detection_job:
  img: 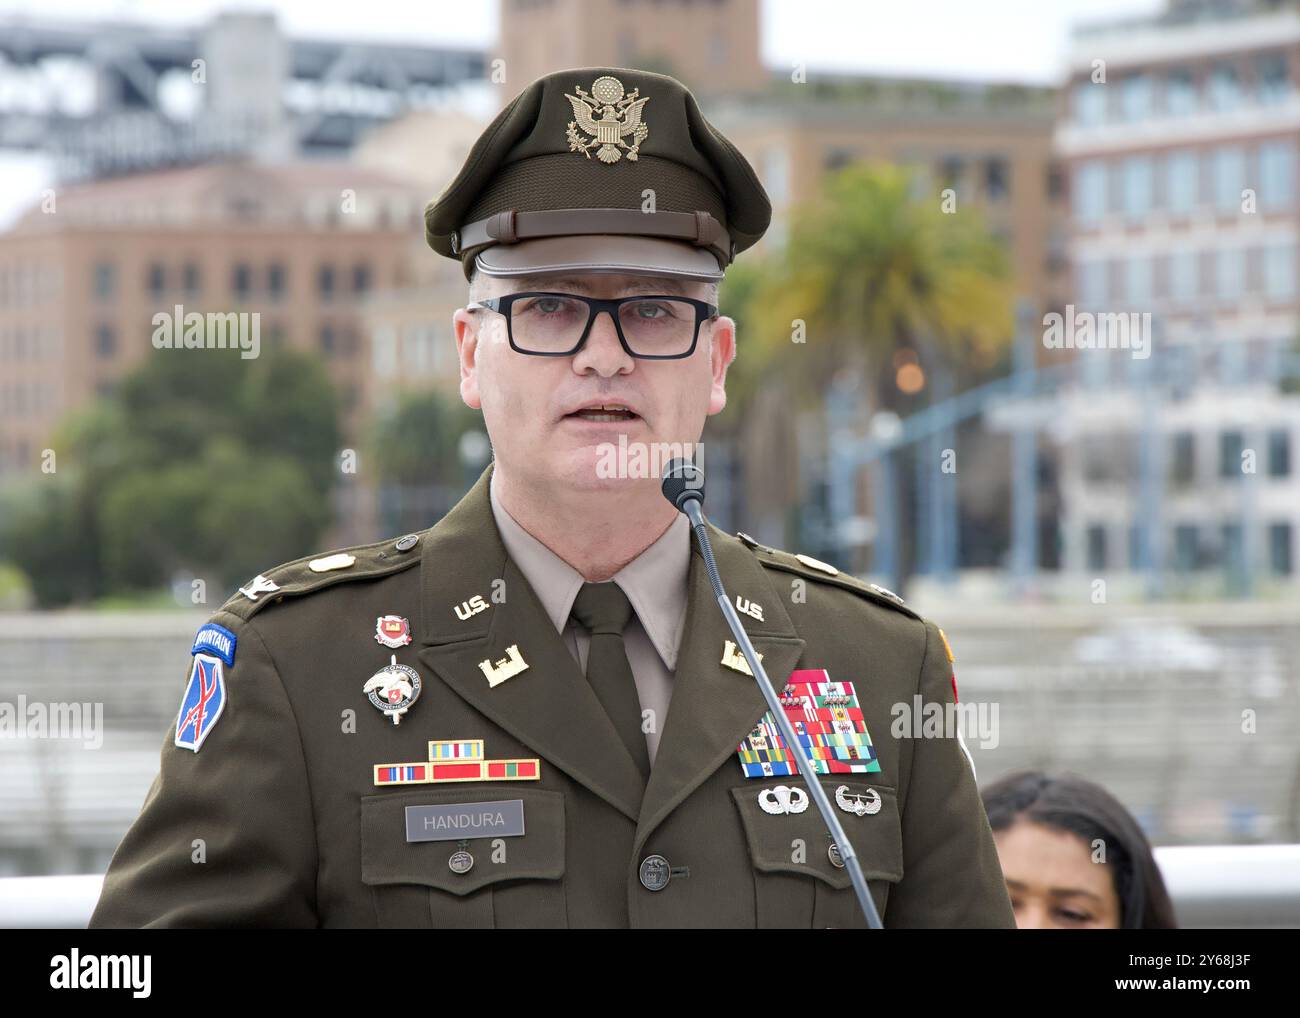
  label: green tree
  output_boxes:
[0,347,341,607]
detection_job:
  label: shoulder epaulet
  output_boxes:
[735,531,922,622]
[217,531,425,623]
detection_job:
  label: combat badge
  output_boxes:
[175,653,226,752]
[374,615,412,648]
[735,668,881,778]
[835,785,882,816]
[364,654,422,725]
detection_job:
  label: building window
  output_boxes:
[183,263,201,297]
[1257,52,1290,105]
[1216,248,1245,299]
[232,263,252,300]
[1168,249,1197,301]
[94,323,115,358]
[1209,63,1241,111]
[1077,260,1106,306]
[1258,140,1295,211]
[824,148,856,173]
[1164,67,1197,116]
[93,261,115,301]
[319,323,335,355]
[1173,524,1199,571]
[1263,243,1295,300]
[1267,428,1290,476]
[1086,524,1108,571]
[1120,74,1152,121]
[1074,80,1107,125]
[1165,149,1198,214]
[983,157,1009,201]
[147,262,166,298]
[1213,146,1245,212]
[1121,156,1153,219]
[1219,430,1245,478]
[1268,522,1293,574]
[352,263,372,294]
[1128,255,1152,303]
[1073,160,1107,224]
[1170,431,1195,486]
[318,264,336,300]
[938,156,965,191]
[268,263,287,300]
[1221,522,1245,574]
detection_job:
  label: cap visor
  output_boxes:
[474,235,723,282]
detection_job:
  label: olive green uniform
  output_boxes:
[90,463,1013,928]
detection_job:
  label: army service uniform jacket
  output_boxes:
[90,464,1014,929]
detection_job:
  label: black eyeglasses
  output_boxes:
[467,291,718,359]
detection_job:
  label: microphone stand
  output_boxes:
[666,467,883,930]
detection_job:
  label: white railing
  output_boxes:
[2,845,1298,927]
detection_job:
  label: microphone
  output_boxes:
[660,458,883,929]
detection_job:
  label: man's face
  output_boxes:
[453,271,735,497]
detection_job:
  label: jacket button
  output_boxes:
[395,534,419,552]
[639,854,672,891]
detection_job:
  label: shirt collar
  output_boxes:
[489,468,692,670]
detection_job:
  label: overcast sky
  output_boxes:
[0,0,1163,227]
[0,0,1163,83]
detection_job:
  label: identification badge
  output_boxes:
[735,669,880,778]
[405,799,525,842]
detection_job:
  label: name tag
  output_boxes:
[404,799,525,842]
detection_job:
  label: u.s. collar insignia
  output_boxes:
[375,615,412,648]
[364,655,422,725]
[564,75,649,164]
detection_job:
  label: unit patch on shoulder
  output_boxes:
[175,653,226,752]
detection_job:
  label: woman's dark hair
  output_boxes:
[981,770,1177,929]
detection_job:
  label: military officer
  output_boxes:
[90,66,1014,929]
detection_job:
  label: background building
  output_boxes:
[1056,0,1300,595]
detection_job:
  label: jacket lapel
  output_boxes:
[415,463,646,822]
[633,523,806,854]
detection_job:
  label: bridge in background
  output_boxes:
[0,10,488,179]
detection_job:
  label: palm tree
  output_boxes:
[719,161,1015,581]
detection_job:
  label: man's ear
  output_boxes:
[453,308,482,410]
[707,315,736,416]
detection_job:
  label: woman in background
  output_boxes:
[982,770,1177,929]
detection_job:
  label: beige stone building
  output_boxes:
[497,0,767,98]
[0,161,426,476]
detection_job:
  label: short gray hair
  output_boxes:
[467,267,718,305]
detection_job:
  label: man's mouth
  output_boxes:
[564,403,641,423]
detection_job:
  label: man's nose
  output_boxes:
[572,309,634,375]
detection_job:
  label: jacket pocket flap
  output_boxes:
[361,786,565,896]
[730,779,904,890]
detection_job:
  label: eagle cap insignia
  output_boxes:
[565,75,650,164]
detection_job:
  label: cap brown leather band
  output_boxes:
[453,208,734,266]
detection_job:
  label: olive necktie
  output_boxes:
[570,581,652,780]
